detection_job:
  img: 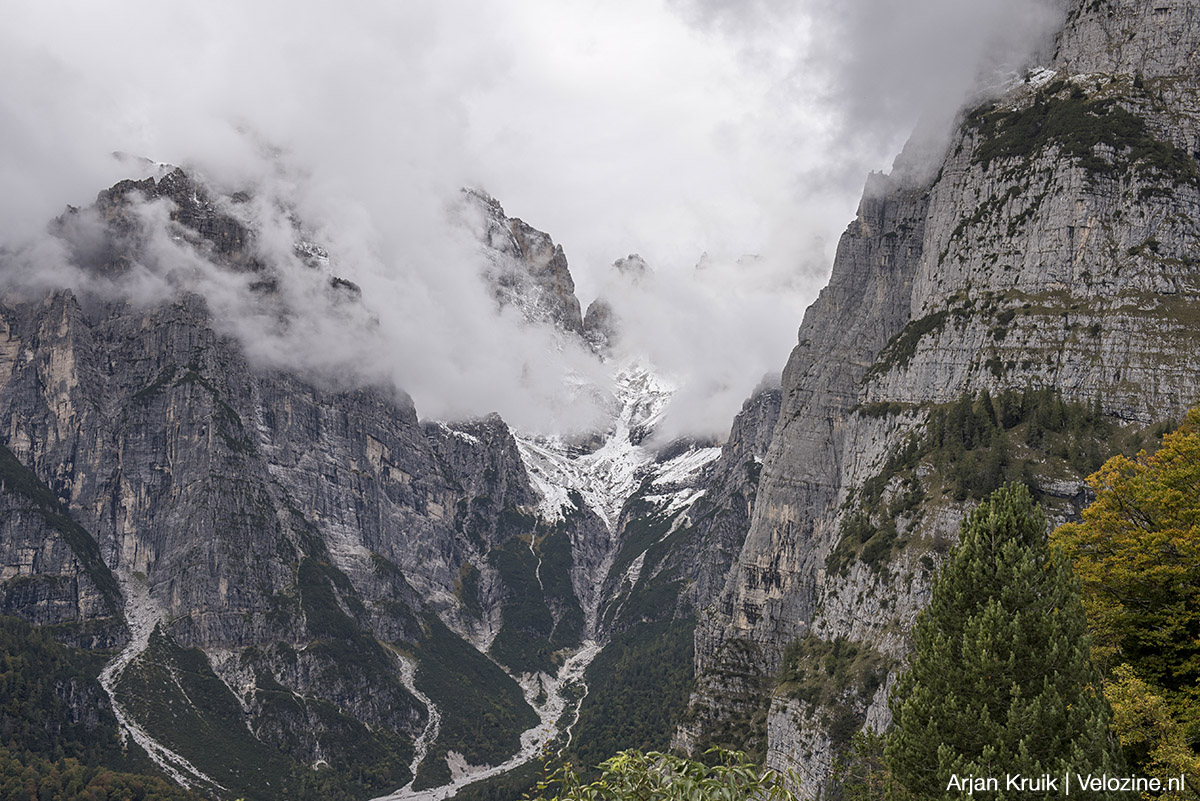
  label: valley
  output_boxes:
[2,1,1200,799]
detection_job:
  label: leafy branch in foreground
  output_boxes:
[526,748,800,801]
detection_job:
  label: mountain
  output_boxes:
[460,188,586,337]
[3,1,1200,799]
[0,160,765,800]
[1,167,564,798]
[677,0,1200,794]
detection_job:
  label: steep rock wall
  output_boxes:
[0,170,605,791]
[686,0,1200,794]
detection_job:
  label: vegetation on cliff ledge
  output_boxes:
[967,79,1198,188]
[778,637,894,751]
[831,387,1142,579]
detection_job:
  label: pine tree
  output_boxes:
[885,484,1119,800]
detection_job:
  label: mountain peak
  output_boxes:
[460,187,585,335]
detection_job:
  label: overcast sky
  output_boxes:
[0,0,1062,437]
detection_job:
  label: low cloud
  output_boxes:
[4,166,614,433]
[596,253,801,441]
[672,0,1065,162]
[0,0,1064,439]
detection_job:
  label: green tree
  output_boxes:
[835,730,896,801]
[885,484,1119,799]
[527,749,799,801]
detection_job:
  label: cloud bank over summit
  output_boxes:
[0,0,1062,438]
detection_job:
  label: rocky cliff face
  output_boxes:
[0,169,632,798]
[0,161,778,799]
[684,0,1200,794]
[462,189,585,335]
[6,2,1200,797]
[674,168,930,766]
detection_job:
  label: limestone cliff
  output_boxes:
[0,158,771,798]
[462,188,585,334]
[684,0,1200,794]
[4,3,1200,797]
[0,170,610,798]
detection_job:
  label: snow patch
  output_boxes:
[438,422,482,446]
[623,551,646,586]
[514,361,674,531]
[1026,66,1057,89]
[643,487,708,516]
[651,447,721,487]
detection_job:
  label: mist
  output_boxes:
[0,0,1063,438]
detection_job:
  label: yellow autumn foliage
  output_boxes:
[1053,406,1200,798]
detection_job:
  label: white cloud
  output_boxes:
[0,0,1063,438]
